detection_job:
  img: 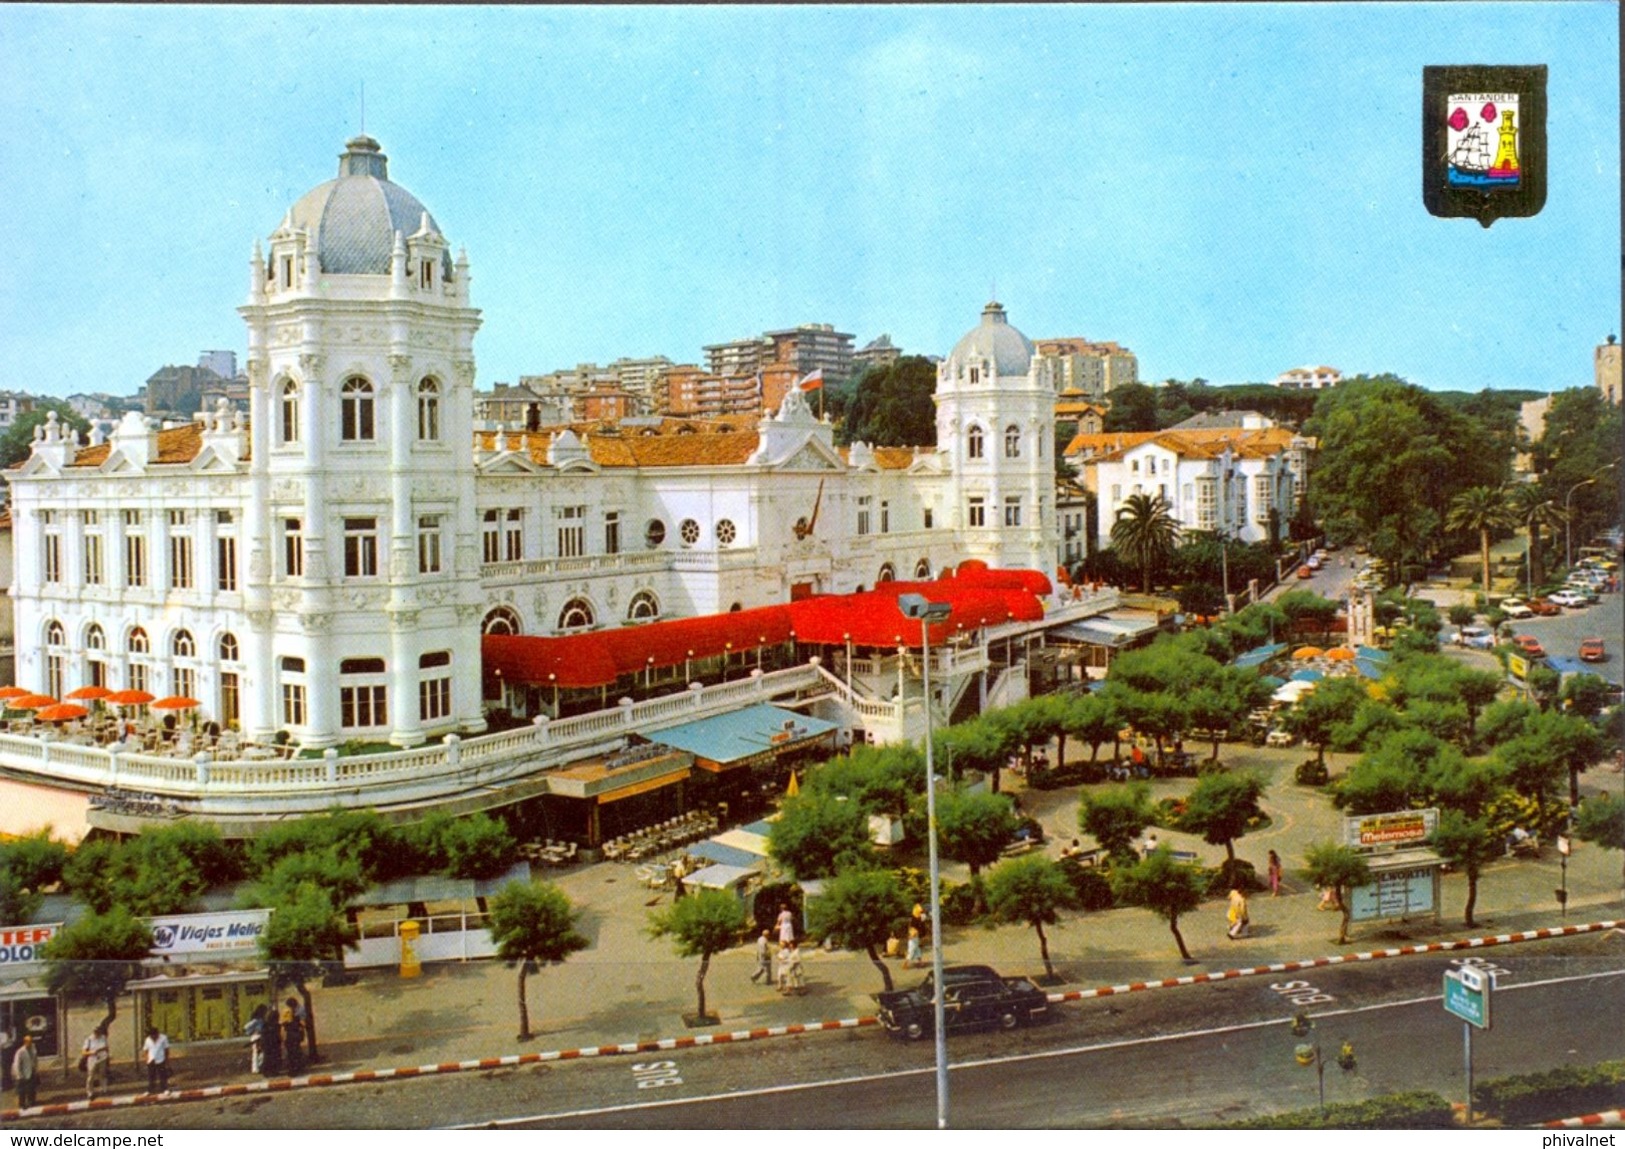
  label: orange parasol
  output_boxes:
[34,703,89,723]
[1292,647,1324,660]
[105,690,156,706]
[151,696,201,711]
[66,685,114,701]
[8,694,59,711]
[1324,647,1357,661]
[0,686,31,701]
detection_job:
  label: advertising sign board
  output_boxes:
[1343,808,1439,849]
[144,909,271,958]
[1349,866,1438,922]
[0,924,60,966]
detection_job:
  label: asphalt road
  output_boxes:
[20,932,1625,1129]
[1502,591,1623,684]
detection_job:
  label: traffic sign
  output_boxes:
[1444,968,1491,1029]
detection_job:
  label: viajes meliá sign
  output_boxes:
[144,909,271,958]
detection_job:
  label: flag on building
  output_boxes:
[798,369,824,392]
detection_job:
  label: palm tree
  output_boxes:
[1111,492,1180,593]
[1445,485,1514,596]
[1506,484,1566,591]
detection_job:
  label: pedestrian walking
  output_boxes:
[775,902,795,946]
[785,940,806,994]
[281,999,306,1075]
[1267,850,1283,898]
[260,1004,283,1077]
[82,1024,110,1100]
[244,1004,267,1074]
[750,930,772,983]
[1226,888,1250,940]
[904,924,922,969]
[11,1034,38,1109]
[776,941,792,992]
[1,1024,13,1091]
[141,1026,171,1094]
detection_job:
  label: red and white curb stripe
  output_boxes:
[1044,919,1623,1004]
[5,919,1618,1122]
[1545,1110,1625,1128]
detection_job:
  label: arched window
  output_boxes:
[914,558,932,579]
[172,630,195,658]
[128,626,149,654]
[967,425,984,459]
[219,632,240,662]
[417,378,441,441]
[171,629,198,701]
[481,606,522,636]
[627,591,660,621]
[44,621,66,700]
[279,379,300,444]
[86,623,108,689]
[86,624,106,651]
[1005,425,1021,458]
[645,519,666,548]
[558,598,595,631]
[340,376,376,441]
[877,563,895,583]
[45,620,65,646]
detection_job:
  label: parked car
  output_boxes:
[874,965,1050,1041]
[1499,598,1535,618]
[1548,591,1590,608]
[1266,728,1298,748]
[1296,565,1315,579]
[1580,638,1607,662]
[1513,634,1546,659]
[1527,598,1562,617]
[1307,556,1323,570]
[1453,625,1495,649]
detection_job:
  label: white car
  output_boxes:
[1563,583,1601,602]
[1454,625,1495,649]
[1266,728,1298,748]
[1548,591,1590,608]
[1500,599,1535,618]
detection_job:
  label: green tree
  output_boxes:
[1425,754,1508,820]
[934,789,1019,884]
[807,868,910,991]
[0,831,67,923]
[1478,698,1538,747]
[43,908,152,1039]
[257,883,358,1062]
[1524,710,1605,809]
[1111,847,1205,961]
[408,811,517,879]
[1561,673,1613,721]
[0,401,90,469]
[1506,483,1566,592]
[1181,772,1267,863]
[647,888,747,1023]
[1445,485,1514,594]
[1300,842,1373,945]
[933,716,1013,789]
[487,880,589,1041]
[985,854,1075,981]
[768,792,873,880]
[1447,603,1477,628]
[1079,784,1152,863]
[1061,691,1122,764]
[1101,382,1159,432]
[1573,793,1625,890]
[1110,492,1181,593]
[1428,810,1502,928]
[1284,675,1367,766]
[840,357,938,447]
[807,743,922,817]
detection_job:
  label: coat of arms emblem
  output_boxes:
[1423,66,1546,227]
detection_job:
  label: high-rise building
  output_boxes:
[1033,338,1138,400]
[853,334,902,372]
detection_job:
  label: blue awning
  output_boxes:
[1289,668,1325,682]
[1356,645,1389,663]
[1545,656,1589,676]
[648,703,839,765]
[1355,658,1384,679]
[1233,643,1287,668]
[690,840,765,869]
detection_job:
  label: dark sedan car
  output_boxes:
[874,964,1050,1040]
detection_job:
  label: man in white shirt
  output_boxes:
[142,1027,171,1094]
[82,1024,110,1099]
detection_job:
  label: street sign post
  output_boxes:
[1444,967,1493,1125]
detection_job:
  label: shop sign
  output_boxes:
[1349,866,1437,922]
[144,909,271,957]
[1343,808,1438,849]
[0,924,60,965]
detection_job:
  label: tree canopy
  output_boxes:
[1181,772,1267,862]
[648,888,747,1021]
[1079,784,1152,863]
[1300,842,1372,944]
[985,854,1075,980]
[1111,847,1204,961]
[840,356,937,447]
[807,868,910,991]
[0,400,90,469]
[768,791,874,879]
[934,789,1019,881]
[488,880,589,1040]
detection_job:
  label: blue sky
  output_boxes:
[0,4,1618,398]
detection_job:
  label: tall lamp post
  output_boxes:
[898,592,953,1130]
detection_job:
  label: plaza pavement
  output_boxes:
[10,743,1625,1119]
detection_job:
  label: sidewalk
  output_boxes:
[18,748,1625,1114]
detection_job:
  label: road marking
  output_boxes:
[631,1060,682,1091]
[451,967,1625,1128]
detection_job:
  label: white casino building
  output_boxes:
[6,136,1068,757]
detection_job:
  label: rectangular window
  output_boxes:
[130,662,149,695]
[968,497,986,528]
[419,676,452,722]
[504,509,523,562]
[220,672,240,727]
[482,509,501,564]
[922,507,933,530]
[340,684,388,728]
[83,533,103,586]
[1004,497,1022,527]
[281,682,307,727]
[343,517,379,578]
[169,534,193,590]
[42,510,61,583]
[856,496,872,536]
[880,501,890,534]
[604,511,621,555]
[417,515,442,574]
[47,654,64,700]
[122,511,146,588]
[557,505,585,559]
[280,255,293,289]
[173,666,196,702]
[217,536,238,591]
[284,519,304,578]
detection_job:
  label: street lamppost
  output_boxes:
[898,592,953,1130]
[1565,461,1619,570]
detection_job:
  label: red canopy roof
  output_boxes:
[482,565,1051,689]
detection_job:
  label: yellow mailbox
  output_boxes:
[398,920,422,979]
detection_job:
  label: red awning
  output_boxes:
[481,564,1051,689]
